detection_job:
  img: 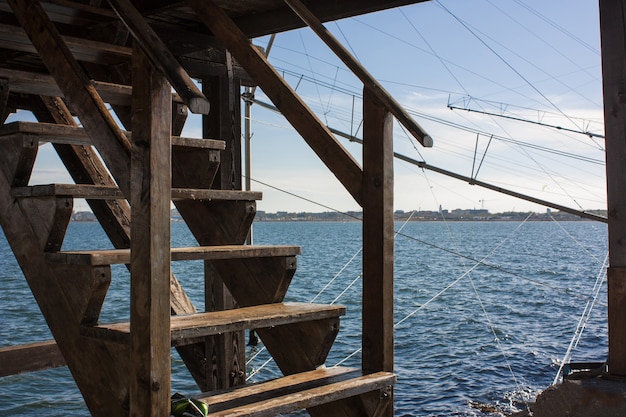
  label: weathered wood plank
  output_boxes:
[0,121,225,149]
[171,189,261,201]
[210,257,297,307]
[189,0,364,205]
[12,184,260,201]
[12,184,124,199]
[108,0,210,114]
[0,142,131,416]
[46,245,302,266]
[257,318,341,375]
[600,0,626,376]
[0,22,131,64]
[200,369,395,417]
[283,0,432,148]
[8,0,132,194]
[200,72,245,391]
[82,302,346,346]
[200,366,361,404]
[0,68,184,107]
[0,340,66,377]
[361,87,395,383]
[129,43,172,417]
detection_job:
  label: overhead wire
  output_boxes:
[511,0,600,55]
[433,0,587,134]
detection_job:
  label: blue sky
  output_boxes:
[14,0,605,215]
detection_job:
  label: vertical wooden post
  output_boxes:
[201,74,245,390]
[130,43,172,416]
[600,0,626,377]
[362,86,394,414]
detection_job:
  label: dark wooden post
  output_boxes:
[362,86,394,415]
[600,0,626,377]
[130,43,172,416]
[201,74,246,390]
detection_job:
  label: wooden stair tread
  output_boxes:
[46,245,302,266]
[0,121,225,150]
[0,68,179,106]
[81,302,346,346]
[195,367,396,417]
[11,184,262,201]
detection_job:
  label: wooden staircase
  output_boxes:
[0,1,406,416]
[0,116,395,416]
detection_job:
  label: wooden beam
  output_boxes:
[0,340,66,377]
[361,87,394,390]
[189,0,364,205]
[600,0,626,376]
[108,0,210,115]
[0,22,131,65]
[129,43,172,416]
[7,0,132,194]
[0,68,138,106]
[283,0,432,148]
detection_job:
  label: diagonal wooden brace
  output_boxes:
[189,0,364,205]
[107,0,210,115]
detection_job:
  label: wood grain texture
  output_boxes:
[129,43,172,417]
[600,0,626,377]
[196,367,396,417]
[108,0,210,114]
[82,302,345,345]
[7,0,132,194]
[46,245,301,266]
[0,340,66,377]
[361,87,394,417]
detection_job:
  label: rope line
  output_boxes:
[553,252,608,385]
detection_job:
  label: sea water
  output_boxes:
[0,220,608,416]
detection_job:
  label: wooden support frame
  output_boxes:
[129,43,172,416]
[7,0,132,193]
[361,86,394,416]
[600,0,626,377]
[199,72,246,391]
[189,0,364,205]
[108,0,210,115]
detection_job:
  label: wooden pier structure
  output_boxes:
[0,0,431,416]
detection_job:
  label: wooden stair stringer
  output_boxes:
[209,256,297,307]
[0,131,37,188]
[0,161,130,417]
[21,97,229,393]
[209,258,343,382]
[176,199,257,246]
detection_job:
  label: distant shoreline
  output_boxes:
[71,209,607,222]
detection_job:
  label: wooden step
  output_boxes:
[81,302,345,346]
[195,367,396,417]
[11,184,262,201]
[0,121,225,150]
[45,245,302,266]
[0,68,179,106]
